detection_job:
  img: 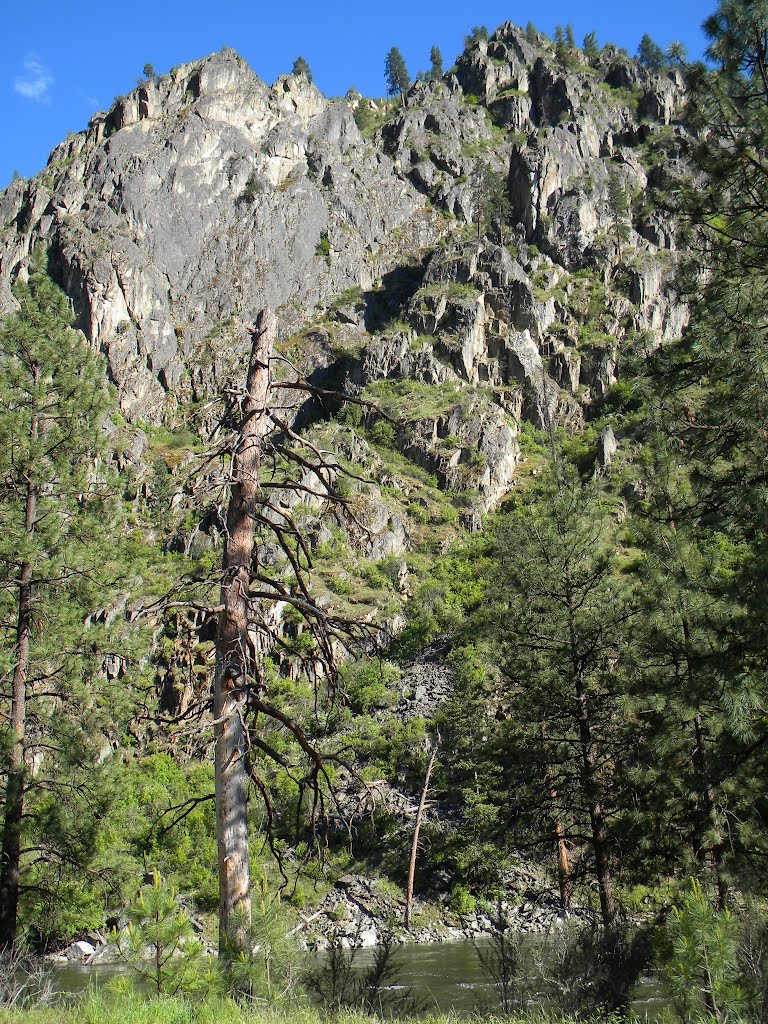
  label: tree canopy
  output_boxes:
[384,47,410,103]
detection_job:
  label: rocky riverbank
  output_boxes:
[49,869,567,964]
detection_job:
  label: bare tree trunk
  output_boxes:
[215,310,275,958]
[405,743,438,930]
[0,410,38,950]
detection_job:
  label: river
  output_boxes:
[50,939,669,1015]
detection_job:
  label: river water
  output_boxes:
[50,939,668,1015]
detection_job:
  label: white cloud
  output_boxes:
[14,55,54,103]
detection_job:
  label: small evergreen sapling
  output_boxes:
[111,871,208,996]
[661,879,746,1022]
[227,876,299,1002]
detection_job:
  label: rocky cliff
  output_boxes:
[0,28,687,501]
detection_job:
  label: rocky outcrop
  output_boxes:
[0,51,436,419]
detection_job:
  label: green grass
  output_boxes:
[0,997,648,1024]
[413,281,480,305]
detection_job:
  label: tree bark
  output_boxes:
[405,743,438,930]
[693,711,728,910]
[540,725,571,914]
[574,674,616,928]
[554,814,571,914]
[215,310,275,958]
[0,409,38,949]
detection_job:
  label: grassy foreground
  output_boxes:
[0,998,649,1024]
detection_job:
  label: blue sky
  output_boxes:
[2,0,712,189]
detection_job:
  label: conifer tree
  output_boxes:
[583,31,599,59]
[631,0,768,917]
[627,452,750,907]
[607,166,630,258]
[470,160,511,241]
[291,56,312,83]
[384,47,410,106]
[554,25,568,66]
[112,871,207,995]
[0,253,113,946]
[429,45,443,81]
[490,468,636,928]
[465,26,489,49]
[666,40,688,64]
[485,168,512,245]
[637,33,666,70]
[208,310,379,969]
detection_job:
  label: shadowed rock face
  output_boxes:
[0,29,689,509]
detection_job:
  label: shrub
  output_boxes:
[449,885,477,916]
[315,232,331,265]
[369,419,397,448]
[340,658,401,713]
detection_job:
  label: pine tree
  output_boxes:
[628,456,749,907]
[484,168,512,245]
[112,871,207,995]
[384,47,410,106]
[607,166,630,258]
[637,33,666,71]
[666,40,688,64]
[662,879,746,1021]
[429,45,443,81]
[489,468,637,928]
[207,311,380,970]
[465,26,489,49]
[291,56,312,83]
[554,25,568,66]
[0,252,113,946]
[630,0,768,917]
[583,31,599,59]
[565,24,576,49]
[644,0,768,740]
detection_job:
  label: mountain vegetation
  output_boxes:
[0,0,768,1018]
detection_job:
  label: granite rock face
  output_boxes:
[0,51,436,419]
[0,27,690,511]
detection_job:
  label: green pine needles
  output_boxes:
[662,879,746,1022]
[0,249,121,945]
[111,871,210,996]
